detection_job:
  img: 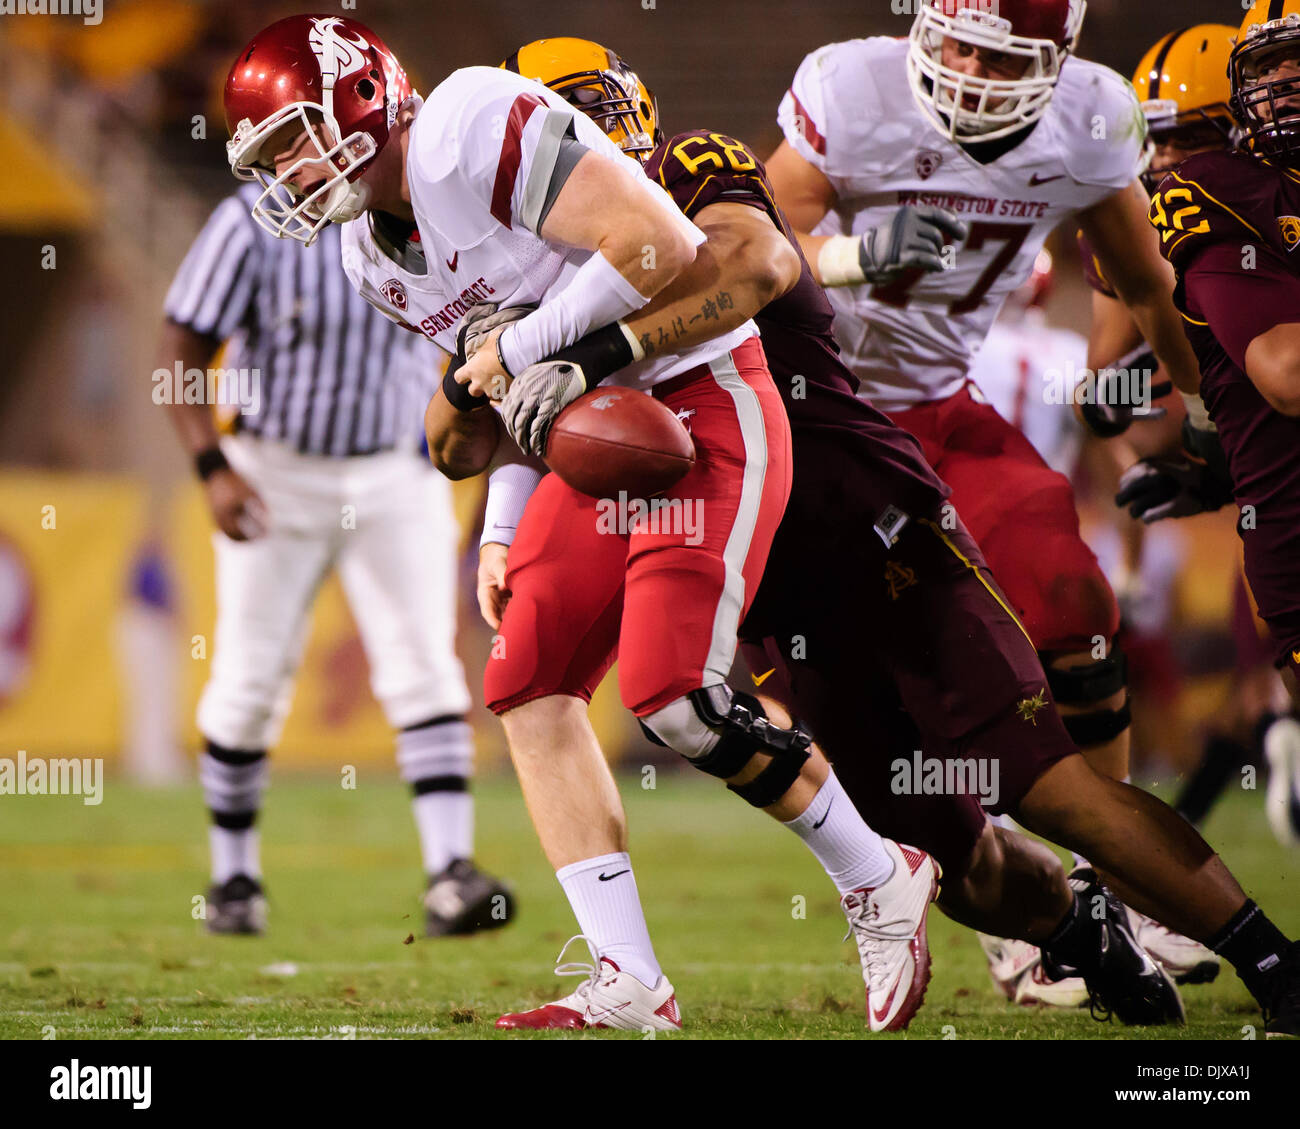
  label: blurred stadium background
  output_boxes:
[0,0,1264,787]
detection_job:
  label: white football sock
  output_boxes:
[783,770,895,893]
[556,852,663,989]
[209,826,260,883]
[412,790,474,876]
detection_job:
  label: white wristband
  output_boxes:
[481,459,544,549]
[1181,391,1215,432]
[817,234,867,288]
[499,251,650,376]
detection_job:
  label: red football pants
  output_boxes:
[484,336,792,718]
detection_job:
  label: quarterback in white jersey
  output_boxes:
[769,0,1224,1001]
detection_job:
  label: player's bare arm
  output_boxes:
[424,384,502,480]
[455,150,699,400]
[764,140,836,274]
[1076,181,1202,396]
[618,201,800,358]
[1244,322,1300,417]
[157,318,266,541]
[765,140,965,288]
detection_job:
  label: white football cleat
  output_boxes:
[495,936,682,1031]
[1264,716,1300,848]
[1125,907,1221,985]
[978,934,1088,1007]
[841,839,940,1032]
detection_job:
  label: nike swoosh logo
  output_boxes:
[812,798,833,830]
[446,252,459,271]
[597,870,630,882]
[752,668,775,687]
[871,971,905,1026]
[1029,172,1066,186]
[586,1001,631,1025]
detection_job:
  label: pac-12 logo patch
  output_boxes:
[915,150,943,180]
[1278,216,1300,252]
[379,278,408,310]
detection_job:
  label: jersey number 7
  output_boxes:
[870,221,1032,314]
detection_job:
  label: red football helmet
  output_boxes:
[907,0,1085,143]
[224,14,413,245]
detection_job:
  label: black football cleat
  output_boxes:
[206,874,267,936]
[1042,868,1185,1027]
[424,859,515,938]
[1261,942,1300,1039]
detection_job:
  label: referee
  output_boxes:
[158,183,512,937]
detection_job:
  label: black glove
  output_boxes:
[1114,419,1234,523]
[1079,342,1172,438]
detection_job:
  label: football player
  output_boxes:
[767,0,1298,1032]
[480,37,1300,1034]
[222,16,943,1033]
[1102,25,1295,849]
[1121,0,1300,858]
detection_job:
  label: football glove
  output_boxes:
[455,302,535,363]
[500,359,587,457]
[1079,342,1172,438]
[1114,419,1235,524]
[855,206,968,284]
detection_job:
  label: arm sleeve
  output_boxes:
[163,194,262,339]
[480,439,546,549]
[1183,241,1300,372]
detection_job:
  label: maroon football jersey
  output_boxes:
[643,128,948,521]
[1150,149,1300,656]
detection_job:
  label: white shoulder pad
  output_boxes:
[778,37,911,192]
[1052,57,1147,190]
[408,67,583,246]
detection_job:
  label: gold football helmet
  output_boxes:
[503,37,662,162]
[1231,0,1300,167]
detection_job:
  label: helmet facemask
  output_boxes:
[546,68,658,162]
[1138,111,1236,193]
[228,103,376,246]
[907,5,1071,143]
[1232,17,1300,169]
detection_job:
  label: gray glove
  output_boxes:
[859,206,968,283]
[455,302,535,362]
[500,360,588,457]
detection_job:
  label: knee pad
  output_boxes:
[641,685,812,808]
[1043,645,1131,748]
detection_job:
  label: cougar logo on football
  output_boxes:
[1278,216,1300,252]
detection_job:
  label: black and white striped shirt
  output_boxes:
[164,185,439,457]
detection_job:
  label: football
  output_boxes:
[545,387,696,498]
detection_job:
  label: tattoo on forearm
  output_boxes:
[637,290,737,359]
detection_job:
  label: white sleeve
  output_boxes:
[480,438,546,549]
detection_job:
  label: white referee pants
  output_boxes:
[197,434,472,751]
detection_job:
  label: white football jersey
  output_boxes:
[340,67,755,390]
[777,37,1145,412]
[967,310,1087,478]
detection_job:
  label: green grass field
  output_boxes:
[0,772,1294,1040]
